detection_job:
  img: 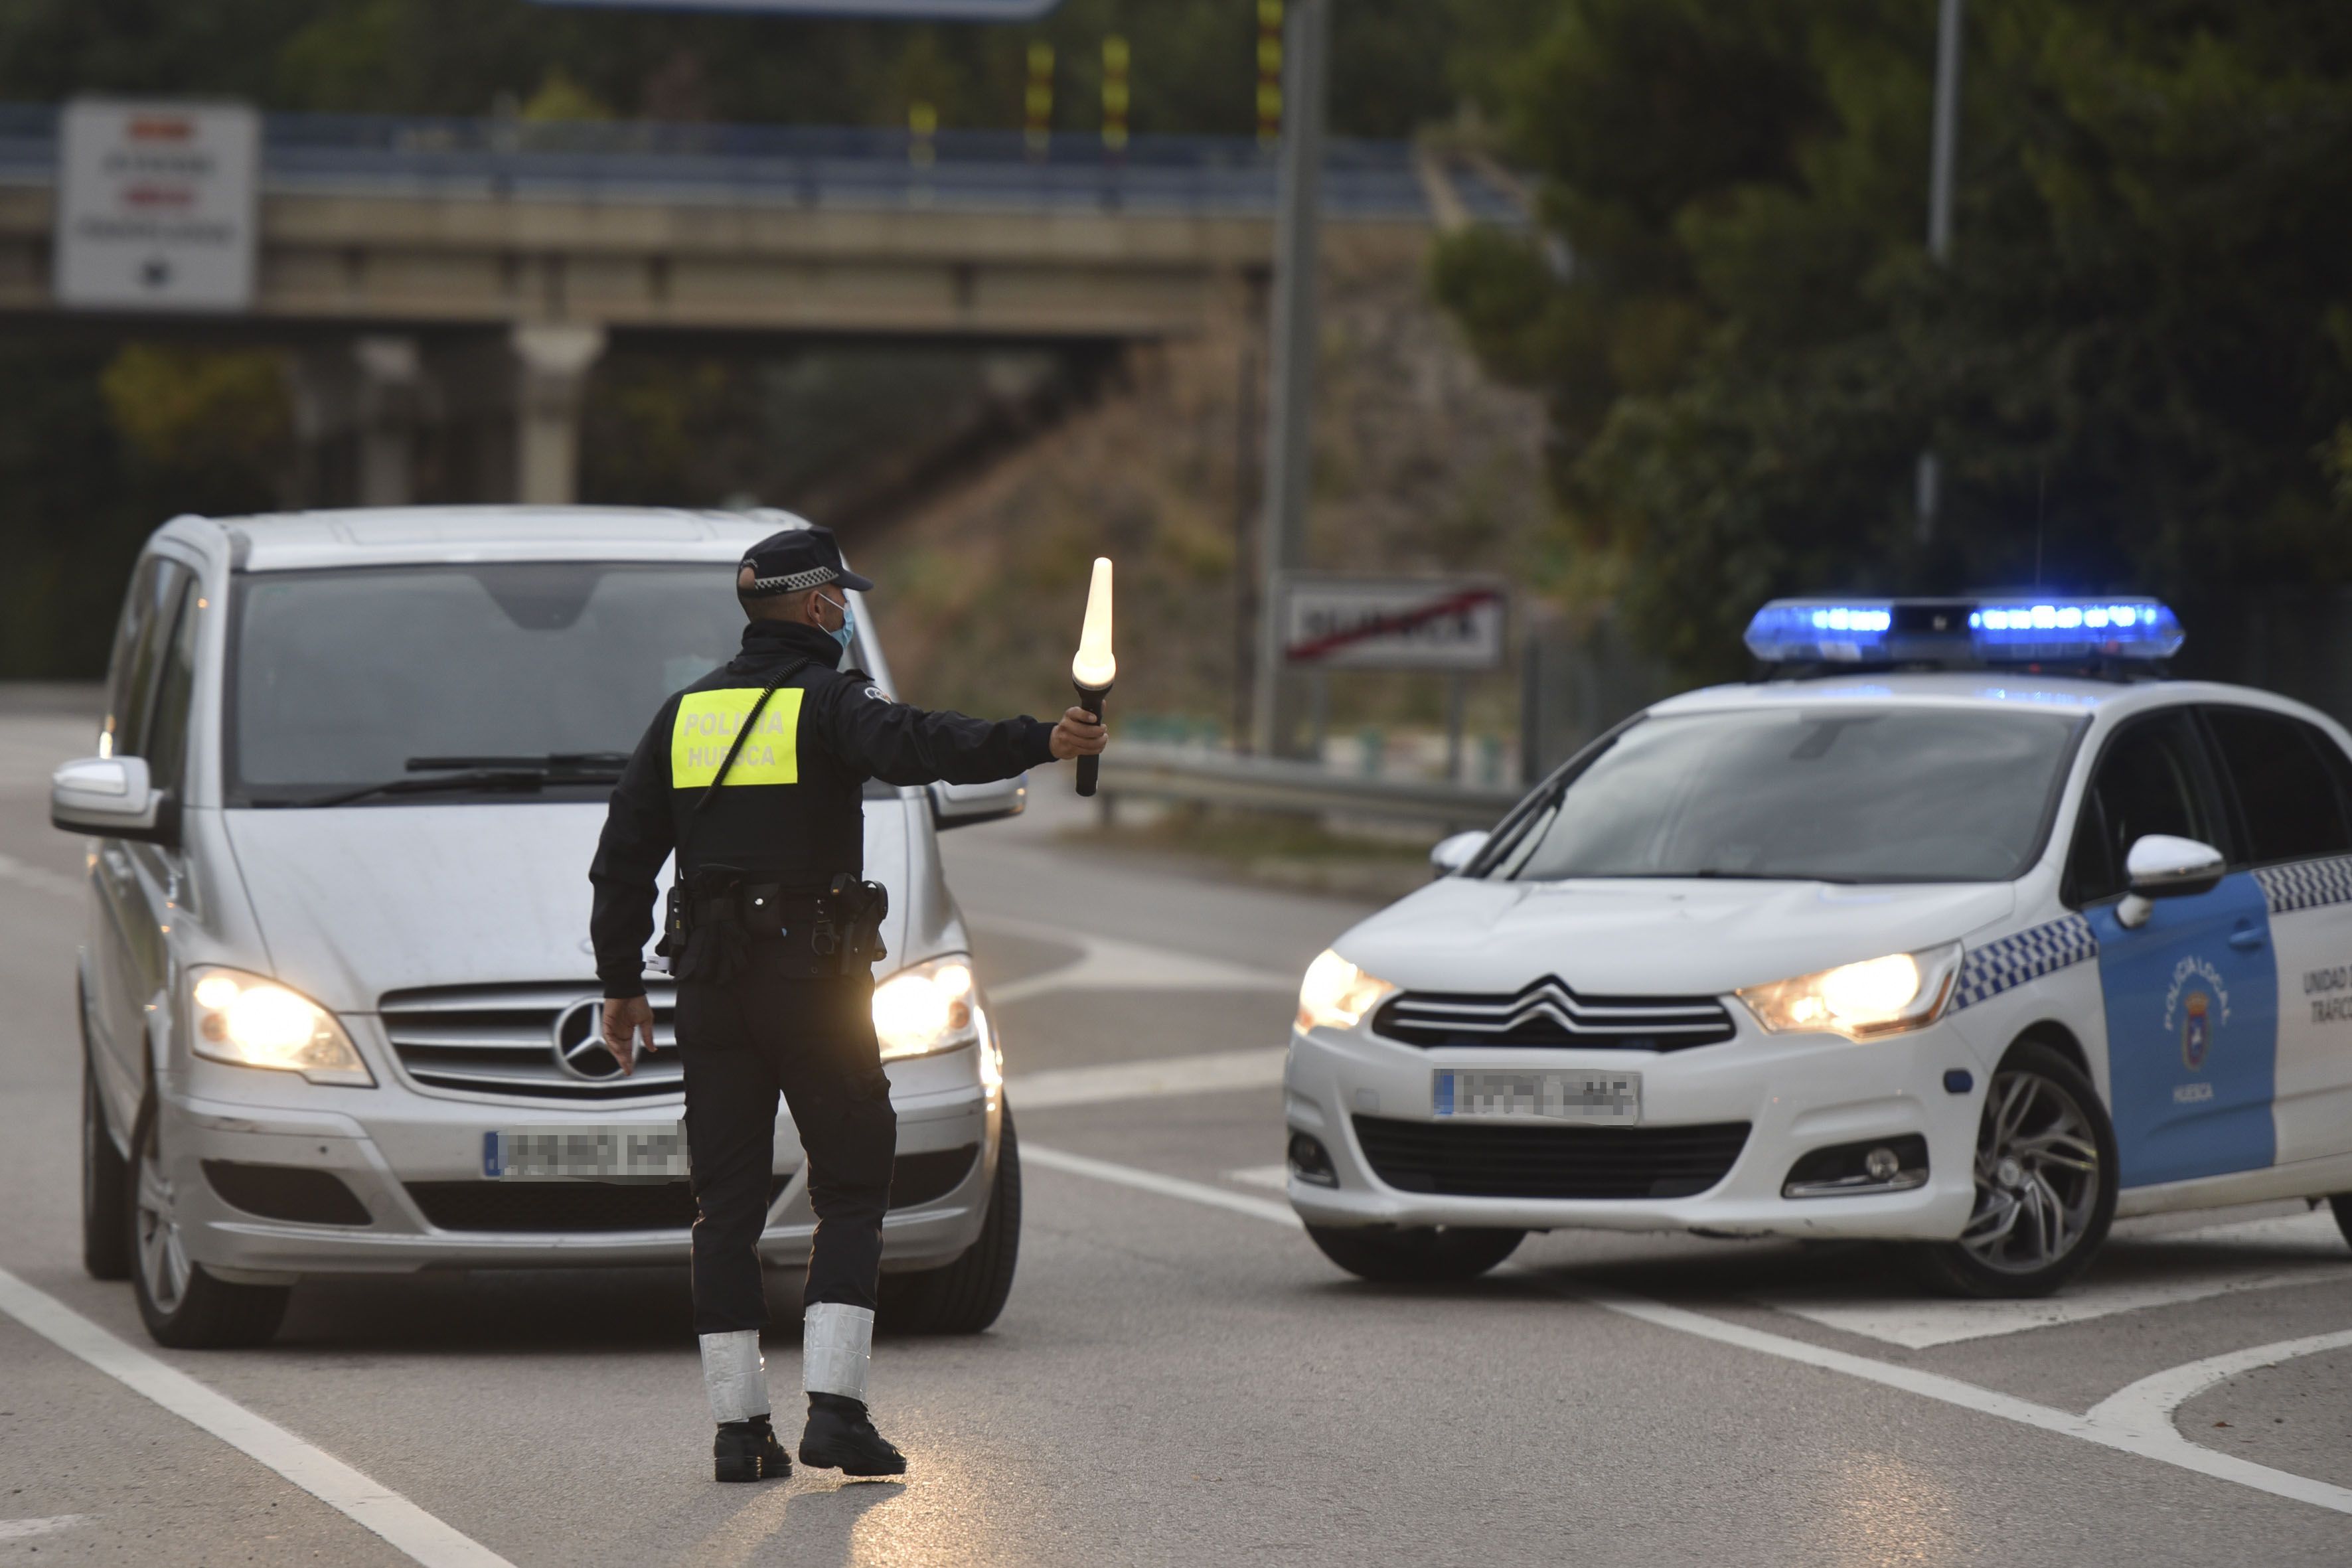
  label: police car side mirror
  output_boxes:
[51,755,179,848]
[1430,830,1490,878]
[2116,834,2225,927]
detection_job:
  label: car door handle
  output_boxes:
[2228,929,2264,951]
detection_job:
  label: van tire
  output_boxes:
[2329,1194,2352,1251]
[82,1043,131,1281]
[127,1093,289,1348]
[1305,1224,1525,1283]
[878,1109,1022,1336]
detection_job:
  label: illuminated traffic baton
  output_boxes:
[1071,556,1115,797]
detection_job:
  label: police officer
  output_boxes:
[588,525,1105,1484]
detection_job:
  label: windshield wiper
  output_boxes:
[406,753,632,773]
[269,771,586,809]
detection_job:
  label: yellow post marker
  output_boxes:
[1071,556,1115,796]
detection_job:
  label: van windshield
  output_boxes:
[1482,706,2084,884]
[228,564,745,805]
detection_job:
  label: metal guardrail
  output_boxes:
[1095,742,1523,830]
[0,104,1528,224]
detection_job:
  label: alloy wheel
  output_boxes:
[1958,1067,2102,1274]
[135,1123,190,1314]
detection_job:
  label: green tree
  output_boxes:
[1436,0,2352,681]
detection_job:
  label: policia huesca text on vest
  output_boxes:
[588,538,1059,1484]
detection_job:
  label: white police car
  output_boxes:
[1284,598,2352,1296]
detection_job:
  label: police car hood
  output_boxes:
[1335,876,2016,1000]
[222,801,911,1013]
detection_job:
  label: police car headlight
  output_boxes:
[1297,949,1398,1032]
[1736,942,1962,1042]
[874,957,980,1061]
[189,967,374,1086]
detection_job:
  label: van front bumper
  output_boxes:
[157,1052,998,1281]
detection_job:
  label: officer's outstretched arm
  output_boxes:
[820,676,1059,786]
[588,700,679,1001]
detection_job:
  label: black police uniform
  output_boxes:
[588,599,1054,1336]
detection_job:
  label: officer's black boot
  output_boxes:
[713,1414,792,1483]
[797,1393,907,1477]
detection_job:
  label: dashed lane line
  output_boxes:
[0,852,80,900]
[1025,1146,2352,1516]
[1022,1143,1301,1229]
[0,1515,87,1541]
[0,1266,515,1568]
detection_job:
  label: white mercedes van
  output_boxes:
[54,506,1020,1347]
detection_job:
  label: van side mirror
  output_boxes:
[51,755,179,848]
[929,774,1028,831]
[1430,829,1490,877]
[2116,833,2223,928]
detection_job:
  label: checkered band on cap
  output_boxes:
[2254,854,2352,915]
[1951,913,2099,1013]
[742,562,837,595]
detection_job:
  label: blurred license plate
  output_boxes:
[1433,1069,1641,1123]
[483,1127,687,1180]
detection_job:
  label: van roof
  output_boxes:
[171,505,807,572]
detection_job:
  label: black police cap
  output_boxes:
[738,525,874,597]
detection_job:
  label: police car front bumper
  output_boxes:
[156,1046,998,1281]
[1283,1011,1986,1241]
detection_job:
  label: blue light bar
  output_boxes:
[1745,597,2183,666]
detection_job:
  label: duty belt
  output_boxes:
[664,870,890,982]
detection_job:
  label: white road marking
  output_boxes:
[2087,1328,2352,1433]
[1226,1164,1291,1192]
[0,1514,87,1541]
[977,914,1296,1004]
[1023,1142,1302,1228]
[1005,1048,1287,1110]
[0,1266,515,1568]
[1030,1145,2352,1516]
[1760,1267,2350,1349]
[0,852,81,900]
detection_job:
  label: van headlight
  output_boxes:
[1297,949,1397,1032]
[189,968,374,1086]
[874,956,981,1061]
[1735,942,1962,1041]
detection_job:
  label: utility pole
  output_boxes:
[1251,0,1329,757]
[1915,0,1963,544]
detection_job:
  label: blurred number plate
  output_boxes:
[483,1127,687,1180]
[1433,1069,1641,1123]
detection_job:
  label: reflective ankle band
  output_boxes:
[802,1302,875,1401]
[700,1330,769,1424]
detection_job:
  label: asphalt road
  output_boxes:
[1,688,2349,1566]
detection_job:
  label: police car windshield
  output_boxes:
[1486,706,2081,884]
[228,563,742,805]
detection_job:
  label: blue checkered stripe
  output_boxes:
[1952,914,2099,1012]
[2254,855,2352,915]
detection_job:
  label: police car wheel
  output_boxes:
[1304,1224,1525,1285]
[82,1036,131,1281]
[2327,1195,2352,1252]
[877,1109,1023,1336]
[127,1092,290,1349]
[1915,1042,2117,1299]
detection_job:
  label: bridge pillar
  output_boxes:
[287,334,426,507]
[510,323,606,506]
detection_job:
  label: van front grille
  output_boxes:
[380,982,680,1101]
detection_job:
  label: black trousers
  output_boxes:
[677,969,896,1335]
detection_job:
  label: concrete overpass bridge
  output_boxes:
[0,105,1522,505]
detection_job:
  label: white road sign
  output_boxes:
[55,99,260,313]
[1281,576,1508,671]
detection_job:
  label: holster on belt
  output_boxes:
[667,866,886,982]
